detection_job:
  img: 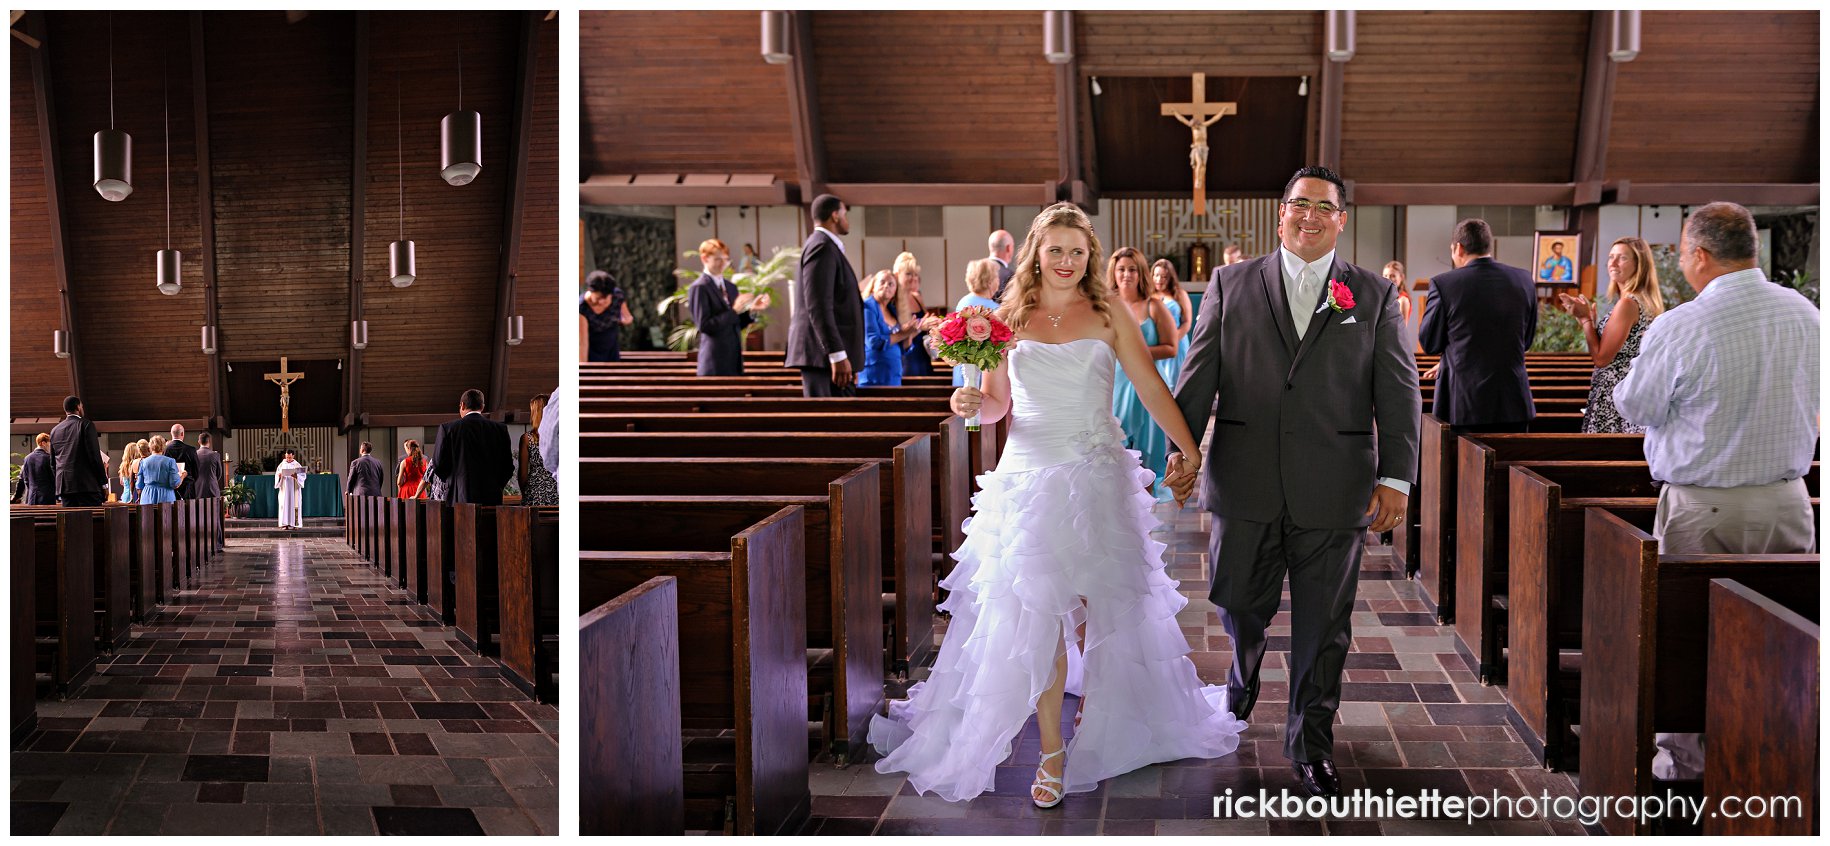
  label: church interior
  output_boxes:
[583,10,1819,837]
[10,11,558,835]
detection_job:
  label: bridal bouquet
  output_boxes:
[935,306,1014,431]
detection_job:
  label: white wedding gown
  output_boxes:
[868,337,1246,802]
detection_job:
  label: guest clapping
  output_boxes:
[1556,237,1664,433]
[861,270,918,387]
[688,238,768,376]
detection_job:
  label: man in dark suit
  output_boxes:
[431,389,514,506]
[688,238,768,376]
[13,433,56,505]
[346,441,389,496]
[988,229,1015,302]
[1170,166,1421,798]
[164,423,201,499]
[196,432,226,551]
[49,395,109,507]
[1418,218,1538,433]
[784,193,863,397]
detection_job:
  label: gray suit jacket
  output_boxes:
[1173,252,1421,528]
[346,454,389,496]
[194,447,225,498]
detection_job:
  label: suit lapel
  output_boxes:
[1258,258,1298,356]
[1289,259,1351,376]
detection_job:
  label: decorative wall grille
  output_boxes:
[230,427,335,473]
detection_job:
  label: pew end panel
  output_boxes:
[12,516,36,743]
[1702,579,1819,836]
[581,576,685,836]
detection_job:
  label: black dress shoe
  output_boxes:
[1293,759,1341,797]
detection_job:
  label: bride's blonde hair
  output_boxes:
[999,202,1113,332]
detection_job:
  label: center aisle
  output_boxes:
[11,537,557,836]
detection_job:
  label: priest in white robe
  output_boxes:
[274,449,307,530]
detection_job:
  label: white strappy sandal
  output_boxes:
[1032,747,1066,809]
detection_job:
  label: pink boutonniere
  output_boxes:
[1325,279,1356,313]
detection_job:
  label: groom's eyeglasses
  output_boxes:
[1281,198,1343,216]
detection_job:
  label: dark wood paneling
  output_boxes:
[507,15,561,405]
[581,11,797,182]
[1341,11,1590,184]
[810,12,1056,185]
[10,35,68,416]
[1090,75,1307,195]
[1077,11,1319,76]
[1607,11,1818,184]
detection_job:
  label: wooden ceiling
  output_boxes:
[11,11,559,423]
[581,10,1818,208]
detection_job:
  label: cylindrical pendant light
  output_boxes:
[155,68,180,296]
[1043,11,1072,64]
[351,319,369,350]
[1609,10,1641,62]
[200,325,217,355]
[390,76,416,287]
[53,329,70,359]
[93,15,132,201]
[760,11,791,65]
[1325,10,1356,62]
[505,314,524,346]
[439,43,481,186]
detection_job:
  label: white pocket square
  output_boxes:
[1340,316,1357,324]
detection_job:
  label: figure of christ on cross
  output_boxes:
[265,357,305,434]
[1161,73,1237,215]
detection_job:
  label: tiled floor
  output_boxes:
[801,505,1587,836]
[12,538,557,836]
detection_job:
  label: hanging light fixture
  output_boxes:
[53,329,70,359]
[156,64,180,295]
[93,13,132,201]
[760,11,790,65]
[1608,10,1641,62]
[505,314,524,346]
[1325,10,1356,62]
[390,75,415,287]
[200,325,216,355]
[351,319,369,350]
[439,41,481,186]
[1043,11,1072,64]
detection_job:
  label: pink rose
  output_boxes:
[965,317,992,341]
[938,317,967,344]
[1328,279,1355,312]
[989,320,1013,343]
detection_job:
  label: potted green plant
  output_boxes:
[657,245,801,352]
[223,481,255,519]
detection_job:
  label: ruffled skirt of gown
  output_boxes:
[867,421,1245,802]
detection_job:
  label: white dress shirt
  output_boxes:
[1278,247,1410,498]
[1613,267,1819,487]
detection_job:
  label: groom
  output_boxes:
[1168,166,1420,797]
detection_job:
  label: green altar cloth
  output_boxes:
[234,474,345,519]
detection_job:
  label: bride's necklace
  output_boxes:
[1045,312,1063,328]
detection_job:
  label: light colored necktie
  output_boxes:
[1294,267,1319,340]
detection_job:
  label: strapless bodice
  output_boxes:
[999,338,1129,473]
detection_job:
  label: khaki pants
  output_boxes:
[1651,477,1814,780]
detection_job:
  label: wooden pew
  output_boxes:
[139,503,173,604]
[581,576,685,836]
[1450,436,1647,675]
[583,396,956,416]
[171,498,191,591]
[582,384,952,399]
[30,511,97,695]
[582,452,934,672]
[1702,579,1819,836]
[497,505,561,702]
[580,506,810,836]
[402,498,430,604]
[453,504,503,656]
[1580,507,1818,836]
[14,505,134,654]
[582,465,883,760]
[12,516,36,743]
[423,501,457,624]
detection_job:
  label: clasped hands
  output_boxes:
[1161,450,1202,508]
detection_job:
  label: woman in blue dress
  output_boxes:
[1150,259,1192,391]
[860,270,916,387]
[949,259,1004,386]
[117,442,140,504]
[1107,247,1180,496]
[137,436,183,504]
[894,252,937,378]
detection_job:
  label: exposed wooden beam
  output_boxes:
[13,418,211,436]
[1609,182,1820,207]
[1348,182,1579,207]
[783,10,827,200]
[489,10,540,414]
[365,412,516,429]
[28,11,82,404]
[192,12,226,433]
[823,182,1058,207]
[1572,11,1620,208]
[345,12,368,457]
[1053,13,1081,202]
[579,175,792,207]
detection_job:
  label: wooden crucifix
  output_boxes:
[1160,73,1237,215]
[264,356,305,433]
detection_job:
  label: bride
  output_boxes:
[868,203,1245,807]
